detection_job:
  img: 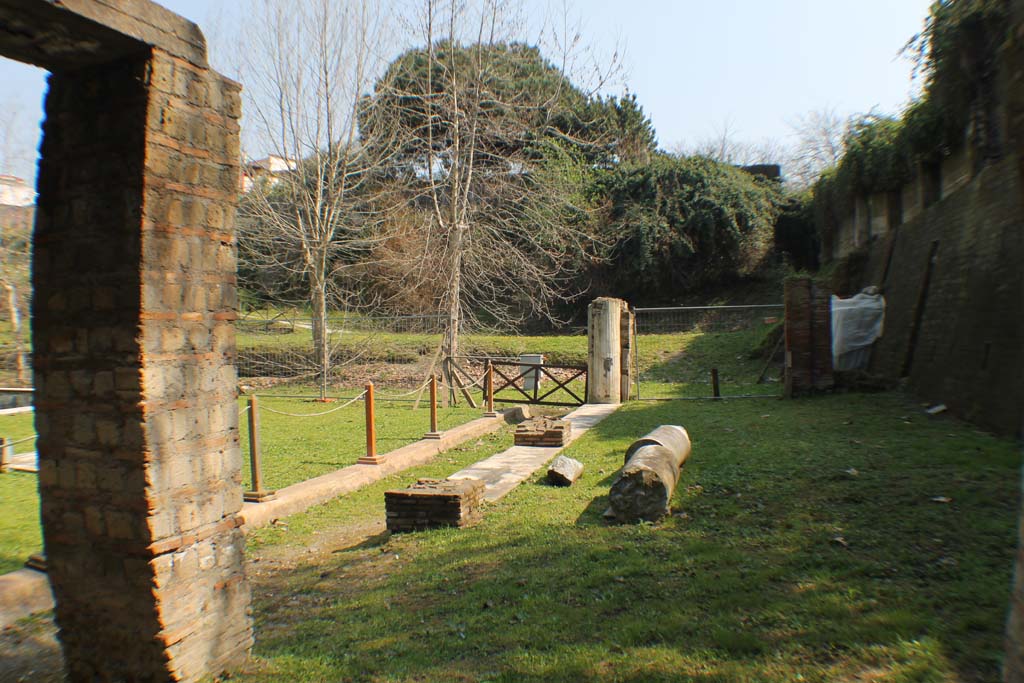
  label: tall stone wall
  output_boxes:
[856,153,1023,436]
[1002,1,1024,680]
[33,46,250,681]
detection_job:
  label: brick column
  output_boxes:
[1003,3,1024,680]
[783,277,834,397]
[33,48,250,682]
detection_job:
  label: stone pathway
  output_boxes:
[449,403,619,502]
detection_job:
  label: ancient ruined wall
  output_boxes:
[858,153,1023,436]
[33,46,250,681]
[1003,1,1024,681]
[783,277,833,397]
[140,48,251,679]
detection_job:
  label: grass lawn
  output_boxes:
[0,471,41,574]
[0,410,37,454]
[0,394,484,573]
[233,391,1021,682]
[239,391,484,490]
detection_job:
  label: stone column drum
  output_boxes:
[588,297,627,404]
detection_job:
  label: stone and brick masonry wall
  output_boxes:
[783,277,833,397]
[33,47,250,681]
[856,152,1023,437]
[1002,2,1024,681]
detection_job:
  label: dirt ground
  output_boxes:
[0,517,387,682]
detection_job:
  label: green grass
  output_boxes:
[231,391,1021,682]
[0,395,485,571]
[0,410,37,454]
[636,325,781,399]
[239,391,483,490]
[0,412,41,573]
[0,472,41,574]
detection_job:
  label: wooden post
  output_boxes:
[244,396,275,502]
[485,361,497,416]
[425,375,442,439]
[0,437,10,473]
[711,367,721,399]
[359,383,381,464]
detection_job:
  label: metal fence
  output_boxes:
[634,305,783,335]
[236,313,445,380]
[633,304,784,399]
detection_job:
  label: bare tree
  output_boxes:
[0,100,34,386]
[785,108,848,189]
[673,120,788,169]
[236,0,399,398]
[364,0,616,389]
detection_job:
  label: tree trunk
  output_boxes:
[442,223,464,406]
[1,280,26,386]
[310,280,329,400]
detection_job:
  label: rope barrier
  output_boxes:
[259,390,367,417]
[380,376,433,398]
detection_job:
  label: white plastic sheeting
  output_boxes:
[831,289,885,371]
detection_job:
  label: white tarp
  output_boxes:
[831,289,885,371]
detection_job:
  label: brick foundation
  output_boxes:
[385,478,485,532]
[514,417,571,447]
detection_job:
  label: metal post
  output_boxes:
[425,375,442,439]
[359,383,380,463]
[244,396,275,502]
[711,367,721,399]
[485,361,497,416]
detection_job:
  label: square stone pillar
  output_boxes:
[33,48,251,682]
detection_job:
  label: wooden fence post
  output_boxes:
[358,383,381,464]
[0,437,10,473]
[425,375,442,439]
[244,395,275,502]
[485,361,497,416]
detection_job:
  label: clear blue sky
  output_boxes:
[0,0,932,182]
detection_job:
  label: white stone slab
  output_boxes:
[449,403,619,501]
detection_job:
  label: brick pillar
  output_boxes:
[33,48,250,682]
[783,277,834,397]
[1003,2,1024,680]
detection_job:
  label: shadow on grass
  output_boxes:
[236,393,1020,683]
[636,327,782,400]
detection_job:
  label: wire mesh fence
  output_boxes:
[633,305,785,399]
[236,312,446,381]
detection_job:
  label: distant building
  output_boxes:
[241,155,297,193]
[0,175,34,207]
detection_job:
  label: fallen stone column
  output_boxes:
[605,425,691,523]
